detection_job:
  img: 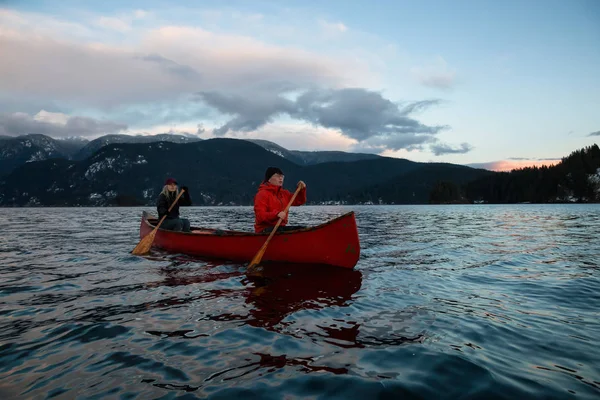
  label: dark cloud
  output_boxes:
[352,134,435,152]
[197,91,295,135]
[398,99,443,115]
[0,112,127,138]
[198,88,449,151]
[588,130,600,137]
[430,142,473,156]
[293,89,446,140]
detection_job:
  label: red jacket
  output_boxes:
[254,182,307,232]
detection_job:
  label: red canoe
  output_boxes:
[139,211,361,269]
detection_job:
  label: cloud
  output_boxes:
[96,16,132,32]
[94,10,150,32]
[0,11,362,110]
[397,99,443,115]
[137,54,202,80]
[588,130,600,137]
[134,10,148,19]
[430,142,473,156]
[34,110,69,125]
[411,57,456,89]
[197,88,448,151]
[351,133,435,153]
[231,122,354,151]
[0,8,461,154]
[294,88,446,140]
[196,91,296,135]
[319,19,348,35]
[0,111,127,137]
[0,8,96,39]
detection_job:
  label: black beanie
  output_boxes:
[264,166,284,182]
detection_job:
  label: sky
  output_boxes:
[1,0,599,171]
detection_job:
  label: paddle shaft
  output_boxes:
[248,184,303,270]
[131,189,186,255]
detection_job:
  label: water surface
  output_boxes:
[1,205,599,399]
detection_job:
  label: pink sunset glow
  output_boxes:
[481,159,561,172]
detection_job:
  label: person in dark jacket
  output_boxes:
[157,177,192,232]
[254,167,307,233]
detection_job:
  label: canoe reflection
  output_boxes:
[150,260,363,344]
[151,260,424,348]
[244,263,363,328]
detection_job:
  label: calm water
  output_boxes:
[1,205,599,399]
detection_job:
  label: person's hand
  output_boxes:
[297,180,306,189]
[181,186,189,193]
[277,211,287,220]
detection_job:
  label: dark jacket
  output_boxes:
[157,190,191,219]
[253,182,306,232]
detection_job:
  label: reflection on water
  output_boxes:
[0,205,599,399]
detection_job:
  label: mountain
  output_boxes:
[1,134,596,206]
[244,139,306,164]
[0,134,87,176]
[0,133,203,174]
[0,138,486,206]
[246,139,381,165]
[0,139,299,206]
[1,134,381,177]
[74,133,203,160]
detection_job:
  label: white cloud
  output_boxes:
[319,19,348,35]
[96,16,132,32]
[134,10,148,19]
[0,11,365,110]
[33,110,70,125]
[228,122,355,151]
[0,8,95,39]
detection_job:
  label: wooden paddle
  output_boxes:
[131,189,186,256]
[247,184,303,273]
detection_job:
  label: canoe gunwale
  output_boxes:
[141,210,356,237]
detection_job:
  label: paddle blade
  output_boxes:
[131,229,157,255]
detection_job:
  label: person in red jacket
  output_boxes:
[254,167,307,233]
